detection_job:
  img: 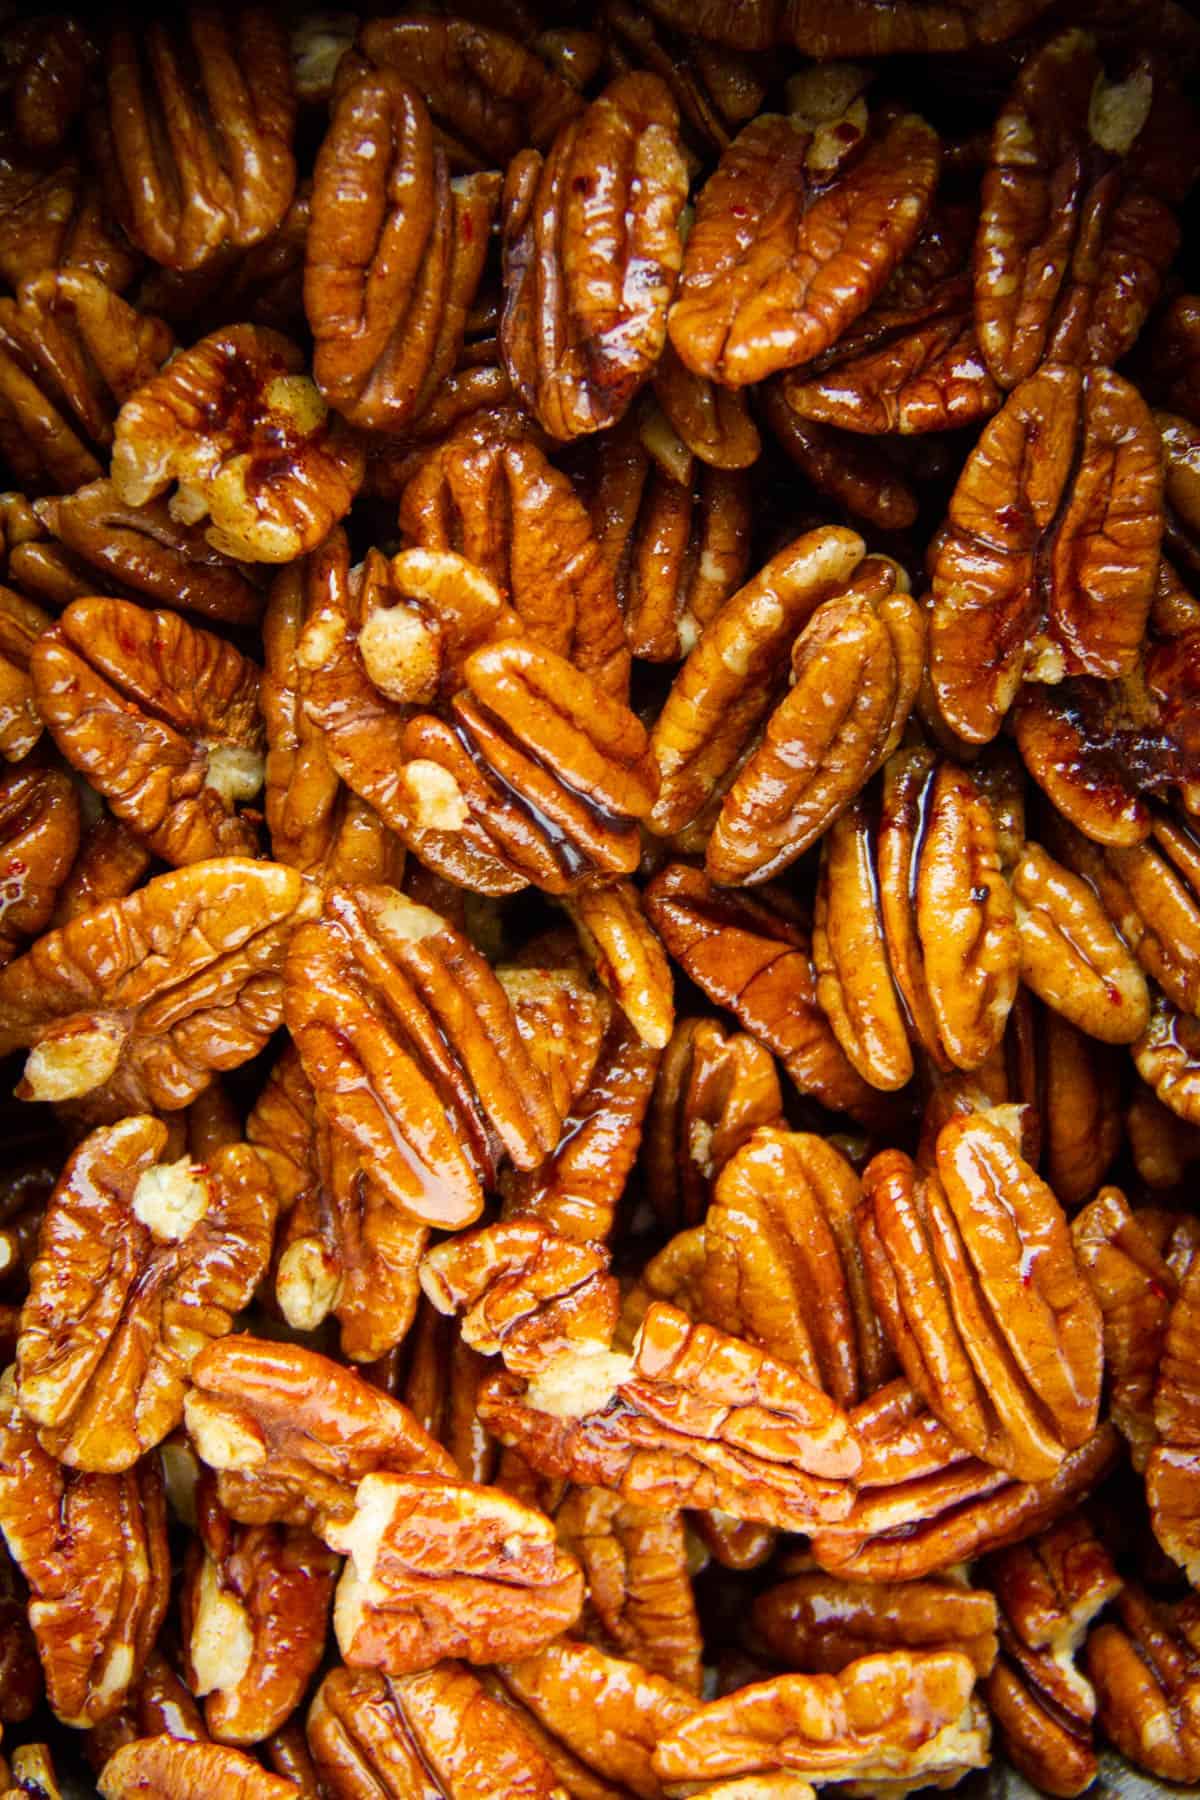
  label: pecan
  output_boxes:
[85,1648,207,1774]
[93,9,296,272]
[930,364,1163,744]
[307,71,499,431]
[0,1373,167,1727]
[501,74,688,439]
[653,1653,989,1790]
[16,1115,274,1472]
[498,950,609,1124]
[1011,841,1149,1042]
[135,185,313,342]
[668,98,938,386]
[98,1738,301,1800]
[753,1573,999,1676]
[397,1302,497,1488]
[860,1112,1103,1481]
[284,885,560,1227]
[400,425,628,697]
[0,858,314,1117]
[0,583,49,761]
[813,797,913,1094]
[53,812,151,927]
[763,394,921,533]
[976,33,1199,390]
[653,342,761,469]
[777,0,1054,53]
[324,1471,583,1673]
[602,0,766,162]
[181,1478,337,1746]
[185,1334,455,1532]
[563,882,674,1050]
[0,16,94,154]
[1128,1080,1200,1189]
[1133,990,1200,1125]
[1087,1586,1200,1783]
[709,559,924,886]
[0,1540,40,1724]
[0,138,135,294]
[111,326,364,564]
[0,766,78,968]
[643,1016,784,1235]
[33,598,264,867]
[478,1300,860,1532]
[307,1662,566,1800]
[645,862,892,1126]
[1153,292,1200,423]
[1147,1253,1200,1580]
[555,1484,702,1692]
[1035,1009,1123,1209]
[646,527,866,839]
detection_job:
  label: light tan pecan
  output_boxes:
[1147,1253,1200,1581]
[186,1334,455,1533]
[1011,841,1149,1042]
[284,885,560,1228]
[33,598,264,867]
[860,1112,1103,1481]
[111,326,364,564]
[0,1372,168,1727]
[306,70,498,431]
[753,1572,998,1677]
[0,857,314,1117]
[667,102,939,386]
[708,558,923,886]
[501,73,688,439]
[0,765,78,969]
[99,1738,301,1800]
[1087,1587,1200,1783]
[181,1476,337,1747]
[930,364,1163,745]
[0,583,49,761]
[15,1115,273,1473]
[93,9,296,272]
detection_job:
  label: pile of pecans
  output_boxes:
[2,2,1200,1796]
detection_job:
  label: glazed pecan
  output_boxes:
[1132,991,1200,1124]
[708,558,924,885]
[181,1478,337,1746]
[85,1648,206,1774]
[753,1572,998,1676]
[33,598,264,866]
[0,583,49,761]
[0,1539,40,1725]
[976,32,1200,389]
[1034,1009,1124,1209]
[930,364,1163,744]
[1147,1254,1200,1580]
[185,1335,455,1533]
[93,9,296,272]
[0,1374,168,1727]
[0,136,134,293]
[307,1662,566,1800]
[0,858,313,1116]
[397,1302,497,1488]
[284,885,560,1227]
[307,71,499,431]
[501,74,688,439]
[111,326,364,563]
[400,425,628,696]
[555,1484,702,1692]
[563,881,674,1050]
[764,390,921,533]
[602,0,766,161]
[1087,1586,1200,1783]
[1011,841,1149,1042]
[653,341,761,469]
[15,1115,274,1472]
[778,0,1054,54]
[52,812,151,927]
[324,1472,583,1673]
[498,947,609,1124]
[860,1112,1103,1481]
[645,863,890,1126]
[99,1738,301,1800]
[0,765,78,968]
[667,103,939,386]
[1128,1080,1200,1189]
[643,1016,784,1235]
[653,1653,989,1790]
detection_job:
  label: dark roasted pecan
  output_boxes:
[0,582,49,761]
[1147,1253,1200,1581]
[0,765,78,968]
[1088,1586,1200,1782]
[754,1571,998,1675]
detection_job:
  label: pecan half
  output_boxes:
[753,1573,998,1676]
[53,812,151,927]
[778,0,1053,53]
[563,881,674,1051]
[99,1738,301,1800]
[1011,840,1149,1041]
[0,583,50,761]
[764,393,922,533]
[1087,1586,1200,1783]
[0,765,78,968]
[1147,1253,1200,1580]
[653,341,761,469]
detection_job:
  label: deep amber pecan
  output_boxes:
[1011,841,1149,1042]
[0,858,313,1117]
[52,812,151,927]
[814,796,913,1094]
[709,558,924,885]
[324,1472,583,1673]
[602,0,766,161]
[0,582,48,761]
[0,136,135,293]
[1128,1080,1200,1189]
[1087,1586,1200,1783]
[976,33,1199,390]
[308,1662,565,1800]
[1029,1008,1122,1210]
[0,1373,167,1727]
[0,1538,40,1725]
[860,1112,1103,1481]
[86,1654,207,1768]
[1147,1254,1200,1580]
[99,1738,301,1800]
[133,182,313,342]
[93,9,296,272]
[0,16,93,154]
[111,326,364,564]
[1153,292,1200,423]
[16,1115,274,1472]
[644,1127,886,1408]
[753,1572,998,1676]
[563,881,674,1050]
[645,862,891,1126]
[181,1477,336,1747]
[284,885,560,1227]
[653,1653,988,1790]
[667,104,938,386]
[764,387,922,533]
[555,1484,702,1692]
[643,1015,784,1235]
[653,341,761,469]
[33,598,264,867]
[401,425,628,696]
[1132,991,1200,1125]
[647,526,866,839]
[307,71,498,431]
[0,765,78,968]
[492,1639,698,1798]
[778,0,1054,53]
[501,73,688,439]
[398,1301,497,1488]
[930,363,1163,744]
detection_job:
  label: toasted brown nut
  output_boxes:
[1147,1253,1200,1580]
[0,582,50,761]
[0,765,79,967]
[753,1572,998,1676]
[563,880,674,1050]
[1012,841,1149,1042]
[99,1737,301,1800]
[1088,1586,1200,1783]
